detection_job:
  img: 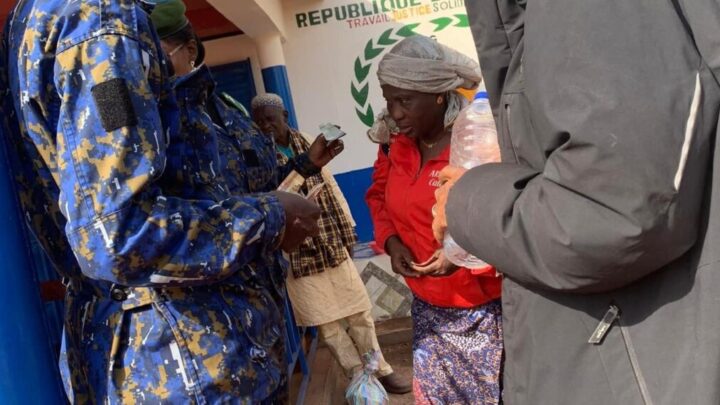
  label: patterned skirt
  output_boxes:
[412,298,503,405]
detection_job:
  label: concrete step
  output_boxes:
[375,316,413,347]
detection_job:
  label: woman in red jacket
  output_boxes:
[366,36,503,404]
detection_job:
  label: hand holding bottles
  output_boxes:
[432,166,467,243]
[438,92,500,268]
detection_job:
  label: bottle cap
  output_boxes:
[474,91,489,100]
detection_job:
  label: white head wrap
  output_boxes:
[251,93,285,111]
[368,35,482,143]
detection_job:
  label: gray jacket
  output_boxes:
[451,1,720,404]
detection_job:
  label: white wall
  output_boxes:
[203,35,266,94]
[208,0,286,38]
[281,0,480,174]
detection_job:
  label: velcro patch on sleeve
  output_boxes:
[91,78,138,132]
[242,149,261,167]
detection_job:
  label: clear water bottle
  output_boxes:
[443,92,500,268]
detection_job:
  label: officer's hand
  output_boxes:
[308,135,344,168]
[272,191,322,252]
[385,236,421,278]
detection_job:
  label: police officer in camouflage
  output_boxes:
[149,1,346,400]
[0,0,322,402]
[150,0,344,199]
[150,0,331,308]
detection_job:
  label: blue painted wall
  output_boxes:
[211,59,257,113]
[334,167,375,243]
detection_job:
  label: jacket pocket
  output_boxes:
[586,303,654,404]
[219,284,283,351]
[105,301,204,402]
[155,287,283,401]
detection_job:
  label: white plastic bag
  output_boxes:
[345,351,390,405]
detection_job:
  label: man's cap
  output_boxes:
[251,93,286,111]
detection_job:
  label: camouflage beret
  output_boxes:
[150,0,190,39]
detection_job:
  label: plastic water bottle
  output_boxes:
[443,92,500,268]
[449,92,500,169]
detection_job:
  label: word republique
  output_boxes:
[296,0,465,29]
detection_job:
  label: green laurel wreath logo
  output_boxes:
[351,14,469,127]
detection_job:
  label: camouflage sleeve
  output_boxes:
[276,153,320,183]
[55,34,285,287]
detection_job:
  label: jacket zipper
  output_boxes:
[588,305,620,345]
[413,150,445,183]
[409,147,437,249]
[619,320,654,405]
[589,305,653,404]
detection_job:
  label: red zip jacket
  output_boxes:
[366,134,501,308]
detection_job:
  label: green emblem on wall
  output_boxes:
[351,14,469,127]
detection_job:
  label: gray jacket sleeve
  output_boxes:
[678,0,720,82]
[449,0,720,293]
[464,0,524,119]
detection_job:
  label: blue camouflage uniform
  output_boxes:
[168,64,322,396]
[170,65,316,210]
[169,64,321,395]
[0,0,297,402]
[169,63,321,293]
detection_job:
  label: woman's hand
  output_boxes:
[410,249,459,277]
[385,236,421,278]
[308,135,345,167]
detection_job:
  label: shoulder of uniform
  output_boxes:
[218,92,250,118]
[53,0,148,53]
[211,93,265,137]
